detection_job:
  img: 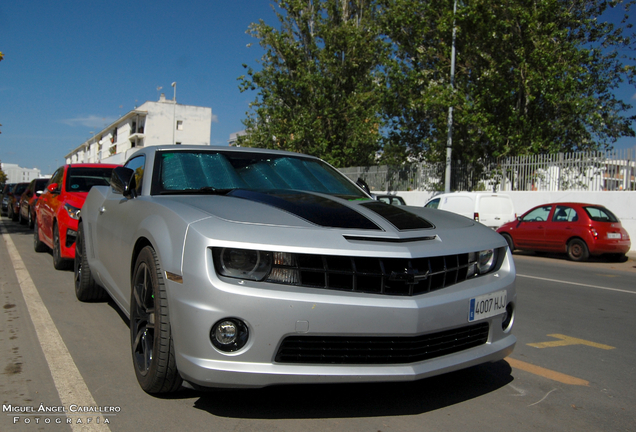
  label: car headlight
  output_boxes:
[64,203,81,220]
[469,249,498,276]
[213,248,272,281]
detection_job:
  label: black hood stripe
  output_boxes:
[361,201,435,231]
[228,189,382,230]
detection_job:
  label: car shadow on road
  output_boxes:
[185,360,514,419]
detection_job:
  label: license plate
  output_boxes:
[607,233,621,239]
[469,290,507,322]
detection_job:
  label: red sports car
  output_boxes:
[34,163,119,269]
[497,202,631,262]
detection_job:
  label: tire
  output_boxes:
[28,210,34,229]
[501,233,514,252]
[19,209,27,225]
[567,238,589,262]
[33,218,49,252]
[74,221,108,302]
[8,205,16,221]
[53,222,72,270]
[130,246,182,394]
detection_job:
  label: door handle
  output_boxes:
[99,206,106,215]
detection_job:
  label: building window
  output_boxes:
[176,120,183,131]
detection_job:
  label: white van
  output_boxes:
[424,192,516,229]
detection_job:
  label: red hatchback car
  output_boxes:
[497,202,631,261]
[34,163,119,269]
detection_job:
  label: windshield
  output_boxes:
[151,151,367,199]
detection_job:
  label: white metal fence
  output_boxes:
[340,149,636,192]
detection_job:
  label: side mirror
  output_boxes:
[356,177,371,196]
[110,166,137,198]
[47,183,59,193]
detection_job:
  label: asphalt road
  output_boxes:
[1,217,635,432]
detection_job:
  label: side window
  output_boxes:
[425,198,440,209]
[124,155,146,196]
[552,206,578,222]
[522,206,552,222]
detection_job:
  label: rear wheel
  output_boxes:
[53,222,72,270]
[567,238,589,262]
[33,218,48,252]
[74,221,108,301]
[130,246,182,394]
[28,210,34,229]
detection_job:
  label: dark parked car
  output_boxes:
[497,202,631,261]
[19,178,50,228]
[1,183,16,216]
[7,182,29,221]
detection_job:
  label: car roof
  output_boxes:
[141,144,317,160]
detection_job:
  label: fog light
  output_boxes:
[210,318,249,352]
[502,302,514,332]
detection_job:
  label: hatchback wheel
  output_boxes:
[130,246,182,394]
[567,238,589,262]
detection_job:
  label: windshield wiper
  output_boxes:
[159,187,236,195]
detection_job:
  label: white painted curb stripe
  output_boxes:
[1,221,111,431]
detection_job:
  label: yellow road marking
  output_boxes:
[507,357,589,386]
[528,334,615,350]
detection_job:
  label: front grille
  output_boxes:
[275,322,490,364]
[270,252,477,296]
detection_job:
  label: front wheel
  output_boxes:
[567,238,589,262]
[74,221,108,302]
[130,246,182,394]
[501,233,514,252]
[53,222,72,270]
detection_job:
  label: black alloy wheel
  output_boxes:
[53,222,71,270]
[74,221,107,301]
[130,246,182,394]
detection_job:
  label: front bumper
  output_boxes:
[167,246,517,389]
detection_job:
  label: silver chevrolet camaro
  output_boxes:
[75,145,516,394]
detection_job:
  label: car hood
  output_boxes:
[160,190,504,256]
[64,192,89,209]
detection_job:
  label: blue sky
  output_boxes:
[1,1,635,175]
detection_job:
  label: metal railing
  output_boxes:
[340,149,636,192]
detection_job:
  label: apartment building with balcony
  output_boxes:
[65,94,213,165]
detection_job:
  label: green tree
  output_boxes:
[0,167,7,185]
[379,0,636,165]
[238,0,385,167]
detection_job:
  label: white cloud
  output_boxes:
[61,115,116,128]
[211,113,219,123]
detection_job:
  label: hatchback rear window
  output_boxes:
[583,206,618,223]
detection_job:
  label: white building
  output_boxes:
[1,163,42,183]
[65,94,213,165]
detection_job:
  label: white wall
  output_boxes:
[391,190,636,253]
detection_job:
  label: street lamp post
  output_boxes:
[444,0,458,193]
